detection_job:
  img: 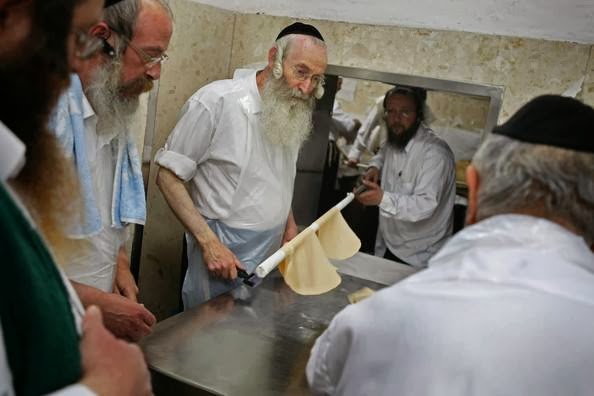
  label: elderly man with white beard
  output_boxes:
[52,0,173,341]
[155,22,328,309]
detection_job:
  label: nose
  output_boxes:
[299,78,315,96]
[145,62,162,80]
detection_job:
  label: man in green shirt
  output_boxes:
[0,0,151,394]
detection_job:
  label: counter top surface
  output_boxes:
[141,252,418,395]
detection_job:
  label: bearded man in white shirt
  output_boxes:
[357,86,456,267]
[155,22,328,309]
[307,95,594,396]
[53,0,174,341]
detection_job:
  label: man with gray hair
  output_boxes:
[53,0,173,341]
[156,22,328,309]
[306,95,594,395]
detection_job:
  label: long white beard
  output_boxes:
[85,60,139,136]
[260,76,315,150]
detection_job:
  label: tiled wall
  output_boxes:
[138,2,594,319]
[230,14,594,119]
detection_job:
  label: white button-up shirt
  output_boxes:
[307,214,594,396]
[347,95,386,161]
[155,69,298,231]
[370,125,456,266]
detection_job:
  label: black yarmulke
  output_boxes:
[104,0,124,7]
[493,95,594,153]
[276,22,324,42]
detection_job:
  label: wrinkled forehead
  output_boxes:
[284,35,328,74]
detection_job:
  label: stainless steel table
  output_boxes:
[141,253,418,395]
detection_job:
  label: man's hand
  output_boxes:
[93,292,157,342]
[80,306,152,396]
[363,166,380,184]
[114,246,138,302]
[74,281,157,342]
[356,179,384,206]
[97,292,156,342]
[346,159,359,168]
[202,238,244,280]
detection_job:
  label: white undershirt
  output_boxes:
[61,95,128,292]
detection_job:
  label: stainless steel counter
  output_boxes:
[141,252,418,395]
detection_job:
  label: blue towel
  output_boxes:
[111,133,146,228]
[51,74,146,237]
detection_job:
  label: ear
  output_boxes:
[465,165,479,225]
[88,21,111,39]
[267,46,277,69]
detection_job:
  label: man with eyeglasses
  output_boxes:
[355,86,456,268]
[52,0,173,342]
[0,0,152,394]
[155,22,328,309]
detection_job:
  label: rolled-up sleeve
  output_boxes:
[379,146,454,222]
[154,99,215,182]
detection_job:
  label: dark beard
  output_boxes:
[0,0,81,258]
[0,42,68,149]
[387,122,419,150]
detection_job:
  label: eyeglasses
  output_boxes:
[291,65,325,86]
[73,29,104,59]
[124,38,169,68]
[109,27,169,68]
[384,108,416,119]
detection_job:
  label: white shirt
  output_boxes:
[155,69,298,231]
[307,214,594,396]
[0,121,93,396]
[370,125,455,266]
[329,101,358,143]
[347,96,386,161]
[62,95,128,292]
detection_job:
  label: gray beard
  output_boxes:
[259,76,315,150]
[85,60,139,137]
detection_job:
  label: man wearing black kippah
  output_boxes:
[156,22,328,308]
[307,95,594,395]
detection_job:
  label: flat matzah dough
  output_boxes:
[347,287,375,304]
[278,228,341,295]
[316,207,361,260]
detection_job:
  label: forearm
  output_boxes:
[283,209,298,243]
[156,167,218,249]
[286,210,296,231]
[72,281,105,308]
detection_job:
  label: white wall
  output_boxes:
[190,0,594,44]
